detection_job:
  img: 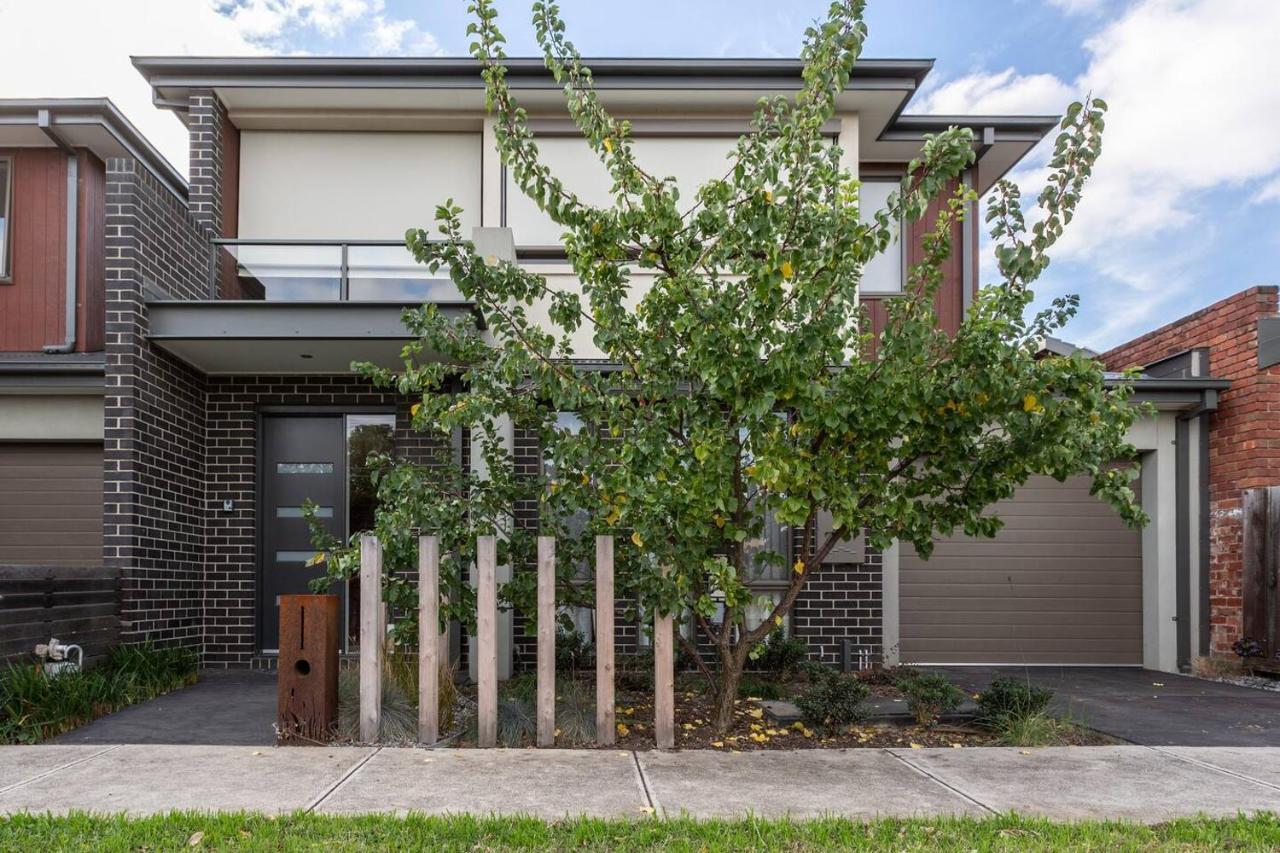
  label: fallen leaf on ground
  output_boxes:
[187,831,204,846]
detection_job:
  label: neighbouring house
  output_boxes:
[1105,286,1280,663]
[0,58,1226,678]
[0,99,188,663]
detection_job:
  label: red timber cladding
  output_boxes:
[0,147,106,353]
[862,177,974,355]
[1102,286,1280,654]
[76,151,107,352]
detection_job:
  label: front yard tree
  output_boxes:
[351,0,1140,735]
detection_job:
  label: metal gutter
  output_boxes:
[36,110,78,355]
[131,55,935,86]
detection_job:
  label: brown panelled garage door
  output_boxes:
[0,444,103,566]
[900,474,1142,665]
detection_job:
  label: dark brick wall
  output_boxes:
[187,90,227,236]
[104,157,211,652]
[203,375,452,666]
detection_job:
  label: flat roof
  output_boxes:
[0,98,187,200]
[131,55,1057,192]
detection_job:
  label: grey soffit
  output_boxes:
[144,301,479,374]
[0,98,187,200]
[144,300,479,340]
[130,56,935,90]
[1259,316,1280,369]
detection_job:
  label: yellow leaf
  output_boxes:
[711,740,724,748]
[631,531,644,548]
[780,260,794,279]
[793,560,805,575]
[410,402,421,416]
[1023,393,1039,413]
[606,508,622,526]
[909,742,923,749]
[746,708,763,719]
[773,614,782,626]
[714,514,726,528]
[603,137,614,152]
[305,552,326,567]
[616,723,630,737]
[763,189,774,203]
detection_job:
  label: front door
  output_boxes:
[260,415,345,652]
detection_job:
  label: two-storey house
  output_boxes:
[0,58,1226,677]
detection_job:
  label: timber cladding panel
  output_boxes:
[1104,286,1280,654]
[900,474,1142,665]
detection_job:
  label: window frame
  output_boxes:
[856,175,909,297]
[0,155,12,283]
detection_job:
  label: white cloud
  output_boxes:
[366,15,445,56]
[1255,175,1280,205]
[219,0,377,41]
[914,0,1280,347]
[0,0,445,175]
[915,67,1073,115]
[1046,0,1109,15]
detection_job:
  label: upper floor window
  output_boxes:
[0,158,11,280]
[857,178,904,295]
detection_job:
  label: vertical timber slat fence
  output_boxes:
[356,533,676,748]
[359,535,382,743]
[418,535,440,745]
[595,535,616,746]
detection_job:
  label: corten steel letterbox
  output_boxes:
[277,594,340,744]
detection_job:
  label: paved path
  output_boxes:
[1,745,1278,820]
[938,666,1280,747]
[52,670,277,746]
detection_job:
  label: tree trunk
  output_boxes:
[709,645,746,736]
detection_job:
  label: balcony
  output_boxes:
[204,239,467,303]
[145,229,512,375]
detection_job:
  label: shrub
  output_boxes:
[0,643,198,745]
[991,711,1094,747]
[1233,636,1264,660]
[337,668,418,744]
[975,677,1054,727]
[857,663,917,687]
[899,671,965,726]
[795,671,870,729]
[751,630,809,680]
[555,625,594,676]
[737,676,786,701]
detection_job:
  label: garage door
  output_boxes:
[0,444,103,565]
[900,474,1141,665]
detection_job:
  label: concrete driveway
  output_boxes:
[938,666,1280,747]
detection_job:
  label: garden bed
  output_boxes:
[443,665,1114,750]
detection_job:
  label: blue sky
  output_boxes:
[3,0,1278,350]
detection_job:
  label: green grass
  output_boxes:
[1,812,1278,851]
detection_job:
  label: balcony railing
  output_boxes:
[207,239,465,303]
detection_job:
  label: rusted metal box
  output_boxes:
[277,594,340,744]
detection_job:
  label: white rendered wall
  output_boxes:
[238,131,482,239]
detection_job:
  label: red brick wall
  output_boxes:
[1102,286,1280,654]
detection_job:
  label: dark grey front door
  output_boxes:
[260,415,345,652]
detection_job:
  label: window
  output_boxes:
[0,158,10,279]
[858,178,904,294]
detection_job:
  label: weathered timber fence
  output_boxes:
[357,534,676,748]
[1243,487,1280,662]
[0,565,121,665]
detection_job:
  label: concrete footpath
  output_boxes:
[1,745,1278,821]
